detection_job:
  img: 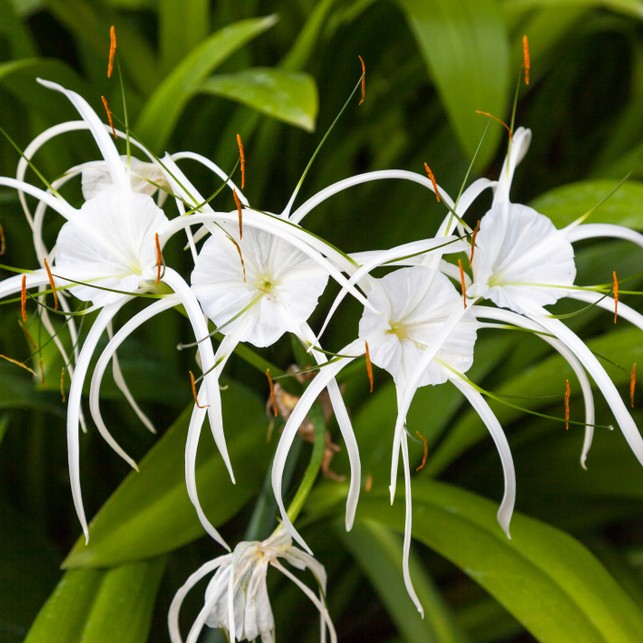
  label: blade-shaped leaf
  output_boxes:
[25,558,165,643]
[201,68,318,131]
[530,179,643,229]
[356,480,643,642]
[396,0,510,167]
[63,382,271,568]
[135,15,279,151]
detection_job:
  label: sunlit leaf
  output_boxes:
[201,68,318,132]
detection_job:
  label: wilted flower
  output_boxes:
[168,527,336,643]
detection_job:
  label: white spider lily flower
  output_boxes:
[168,527,336,643]
[272,266,516,616]
[0,79,237,542]
[468,127,643,466]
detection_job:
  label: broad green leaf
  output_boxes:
[201,68,318,132]
[159,0,210,72]
[501,0,643,21]
[357,480,643,642]
[531,179,643,229]
[395,0,510,167]
[63,382,271,568]
[25,558,165,643]
[0,0,36,57]
[338,520,469,643]
[135,15,278,151]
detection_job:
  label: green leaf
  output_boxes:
[25,558,165,643]
[500,0,643,21]
[358,480,643,642]
[530,179,643,229]
[201,68,318,132]
[135,15,279,151]
[338,520,468,643]
[159,0,210,72]
[395,0,510,167]
[63,381,271,568]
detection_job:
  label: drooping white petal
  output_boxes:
[471,202,576,313]
[564,222,643,248]
[527,305,643,465]
[567,290,643,330]
[449,374,516,536]
[37,79,129,192]
[67,300,131,541]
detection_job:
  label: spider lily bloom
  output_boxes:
[168,527,336,643]
[0,79,234,544]
[468,127,643,466]
[272,265,516,615]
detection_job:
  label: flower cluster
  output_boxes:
[1,79,641,642]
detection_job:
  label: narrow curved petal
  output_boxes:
[567,291,643,330]
[67,300,130,541]
[287,169,454,224]
[564,223,643,248]
[37,79,129,192]
[449,375,516,536]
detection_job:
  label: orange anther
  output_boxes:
[364,472,373,493]
[0,353,36,376]
[60,367,67,403]
[631,363,637,408]
[101,96,117,139]
[564,379,571,431]
[154,233,163,285]
[266,369,278,417]
[189,371,209,409]
[522,35,530,86]
[233,189,243,240]
[415,430,428,472]
[43,258,58,310]
[475,110,513,141]
[0,222,5,255]
[469,220,480,265]
[358,55,366,106]
[108,25,117,78]
[612,270,618,324]
[364,340,374,393]
[236,134,245,189]
[457,258,467,308]
[423,163,440,202]
[20,275,27,322]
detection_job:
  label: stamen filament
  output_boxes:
[522,35,530,86]
[101,96,117,139]
[189,371,209,409]
[423,163,440,202]
[457,258,467,308]
[154,233,163,285]
[266,368,278,417]
[564,379,571,431]
[233,189,243,240]
[43,258,58,310]
[469,219,480,265]
[236,133,245,189]
[631,363,637,408]
[612,270,618,324]
[475,110,513,141]
[364,340,374,393]
[358,55,366,106]
[20,275,27,322]
[108,25,117,78]
[415,430,428,472]
[229,236,246,283]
